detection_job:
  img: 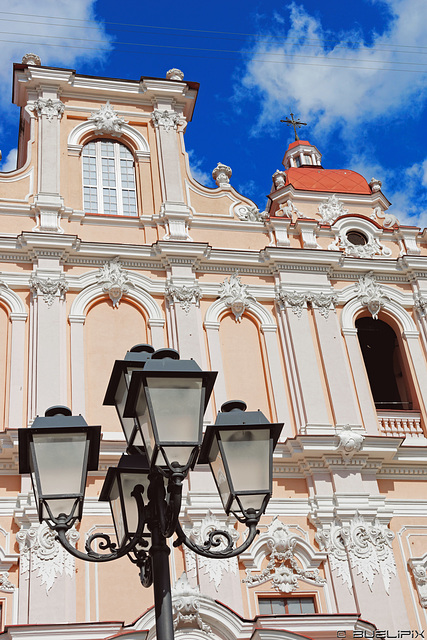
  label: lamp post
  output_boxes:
[18,346,282,640]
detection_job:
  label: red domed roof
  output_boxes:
[285,167,371,194]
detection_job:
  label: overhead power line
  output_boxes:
[0,9,427,54]
[1,36,426,73]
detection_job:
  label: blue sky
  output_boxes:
[1,0,427,227]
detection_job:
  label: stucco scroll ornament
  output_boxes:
[372,205,399,229]
[235,204,268,222]
[87,101,128,137]
[172,573,212,634]
[318,195,349,224]
[243,518,326,593]
[276,290,308,318]
[354,271,390,320]
[316,514,397,594]
[183,511,239,590]
[276,199,304,220]
[212,162,232,187]
[0,572,15,593]
[165,282,201,314]
[96,257,133,308]
[414,292,427,317]
[166,68,184,81]
[17,522,79,594]
[408,558,427,608]
[219,272,256,322]
[336,424,364,459]
[29,273,68,306]
[151,109,186,132]
[30,98,65,122]
[310,291,338,319]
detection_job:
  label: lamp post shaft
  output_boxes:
[150,523,174,640]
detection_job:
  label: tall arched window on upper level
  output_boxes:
[356,316,413,410]
[82,139,137,216]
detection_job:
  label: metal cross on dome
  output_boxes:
[280,112,307,141]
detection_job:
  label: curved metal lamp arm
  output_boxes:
[173,518,259,559]
[54,485,147,563]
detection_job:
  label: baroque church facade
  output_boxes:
[0,53,425,638]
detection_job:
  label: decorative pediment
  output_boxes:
[318,194,348,224]
[242,517,326,593]
[88,101,127,136]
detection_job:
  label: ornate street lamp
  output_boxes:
[18,347,283,640]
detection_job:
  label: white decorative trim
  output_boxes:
[165,282,201,314]
[96,257,132,307]
[373,205,399,229]
[166,68,184,81]
[183,512,239,591]
[315,514,397,594]
[151,109,186,132]
[212,163,232,187]
[272,170,286,189]
[276,199,303,219]
[408,554,427,608]
[234,204,267,222]
[328,217,392,258]
[243,518,326,593]
[276,289,337,319]
[218,272,256,322]
[29,273,68,306]
[16,523,79,593]
[318,194,348,224]
[354,271,390,320]
[67,120,150,158]
[173,574,212,634]
[414,292,427,317]
[87,101,128,137]
[0,572,15,593]
[29,98,65,122]
[341,288,417,333]
[336,424,364,458]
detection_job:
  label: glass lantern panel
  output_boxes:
[230,492,266,514]
[119,472,149,537]
[208,437,231,511]
[220,429,270,493]
[31,432,88,518]
[109,476,126,546]
[146,377,203,445]
[161,445,196,468]
[135,386,155,462]
[115,370,144,448]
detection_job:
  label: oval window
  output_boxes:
[346,230,368,246]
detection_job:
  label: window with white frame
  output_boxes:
[82,140,137,216]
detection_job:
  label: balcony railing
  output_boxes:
[377,410,424,438]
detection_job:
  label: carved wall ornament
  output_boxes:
[172,573,212,634]
[354,271,390,320]
[212,162,232,187]
[151,109,185,132]
[372,205,399,229]
[219,272,256,322]
[87,101,127,136]
[235,204,268,222]
[243,518,326,593]
[166,282,201,314]
[16,523,79,593]
[96,257,133,307]
[30,98,65,122]
[369,177,382,193]
[328,228,391,258]
[336,425,365,458]
[318,195,349,224]
[276,289,337,319]
[0,572,15,593]
[276,199,304,220]
[272,170,286,189]
[166,68,184,81]
[315,514,396,594]
[183,511,239,590]
[414,292,427,317]
[29,273,68,306]
[22,53,41,66]
[408,556,427,608]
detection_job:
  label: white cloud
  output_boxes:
[187,149,212,186]
[238,0,427,134]
[0,148,17,172]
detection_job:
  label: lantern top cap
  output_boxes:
[221,400,247,413]
[31,409,88,429]
[45,405,72,417]
[124,344,155,362]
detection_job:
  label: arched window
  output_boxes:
[82,140,137,216]
[356,316,413,410]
